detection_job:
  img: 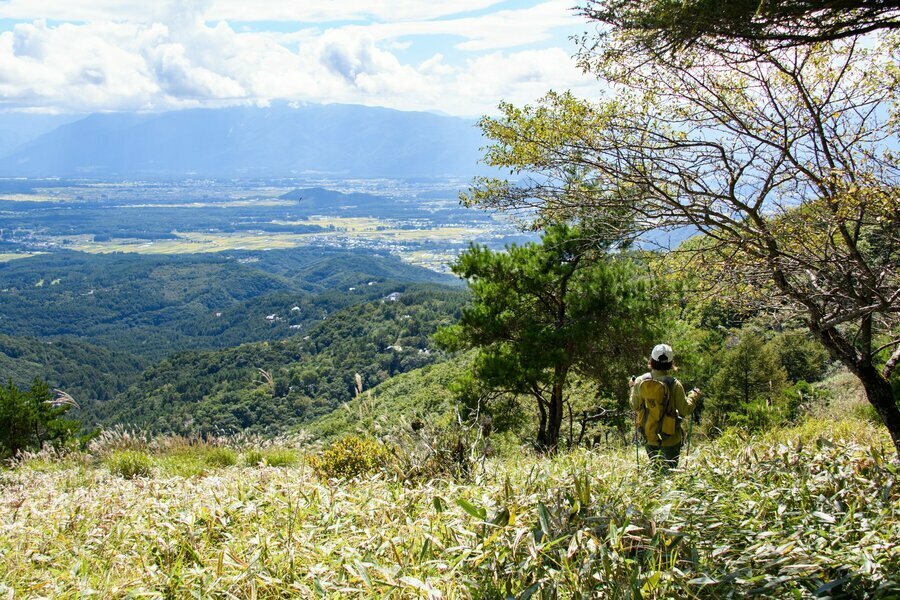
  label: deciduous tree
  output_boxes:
[465,33,900,449]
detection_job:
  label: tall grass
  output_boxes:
[0,418,896,598]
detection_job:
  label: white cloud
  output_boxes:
[446,48,598,115]
[272,1,583,53]
[0,0,509,24]
[0,1,599,116]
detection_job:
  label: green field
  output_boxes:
[1,418,896,598]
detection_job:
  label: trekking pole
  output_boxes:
[684,415,693,466]
[634,429,639,467]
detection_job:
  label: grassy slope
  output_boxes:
[0,418,896,598]
[307,355,468,440]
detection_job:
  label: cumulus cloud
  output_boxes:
[0,1,598,116]
[0,0,509,24]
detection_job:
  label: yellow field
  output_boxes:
[300,216,384,231]
[117,200,297,208]
[0,194,62,202]
[56,221,484,257]
[0,252,40,262]
[61,233,306,255]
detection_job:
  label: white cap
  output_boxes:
[651,344,674,363]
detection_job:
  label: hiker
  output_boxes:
[629,344,700,471]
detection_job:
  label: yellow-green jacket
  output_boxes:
[630,369,698,447]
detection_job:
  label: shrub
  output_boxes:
[242,449,265,467]
[852,402,883,424]
[204,447,237,468]
[385,420,489,482]
[107,450,152,479]
[160,455,208,478]
[263,449,297,468]
[308,435,390,480]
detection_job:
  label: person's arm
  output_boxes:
[674,382,697,417]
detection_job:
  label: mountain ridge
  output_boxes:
[0,103,488,178]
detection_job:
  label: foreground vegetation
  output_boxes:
[1,418,896,598]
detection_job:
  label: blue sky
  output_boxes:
[0,0,600,116]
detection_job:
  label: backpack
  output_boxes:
[636,376,678,444]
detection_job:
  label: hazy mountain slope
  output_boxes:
[0,113,82,157]
[0,104,486,178]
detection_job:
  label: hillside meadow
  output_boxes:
[0,418,897,599]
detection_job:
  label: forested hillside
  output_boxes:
[0,334,144,402]
[0,249,456,360]
[80,285,467,433]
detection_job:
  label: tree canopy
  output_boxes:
[466,24,900,448]
[579,0,900,52]
[436,224,661,451]
[0,379,79,458]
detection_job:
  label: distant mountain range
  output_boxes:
[0,103,488,178]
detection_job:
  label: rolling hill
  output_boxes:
[0,248,458,360]
[0,333,145,404]
[81,285,468,433]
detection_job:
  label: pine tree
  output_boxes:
[705,333,788,432]
[436,224,660,452]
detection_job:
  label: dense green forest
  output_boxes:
[0,334,144,403]
[78,285,467,433]
[0,249,456,360]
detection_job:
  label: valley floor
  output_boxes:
[0,419,897,599]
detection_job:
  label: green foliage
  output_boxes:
[386,418,493,482]
[0,334,145,405]
[787,380,830,416]
[204,447,237,468]
[242,449,264,467]
[308,435,391,480]
[437,223,662,450]
[262,449,297,468]
[82,285,466,435]
[705,332,790,432]
[579,0,896,50]
[465,11,900,447]
[106,450,153,479]
[766,329,831,384]
[308,356,470,441]
[0,379,79,459]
